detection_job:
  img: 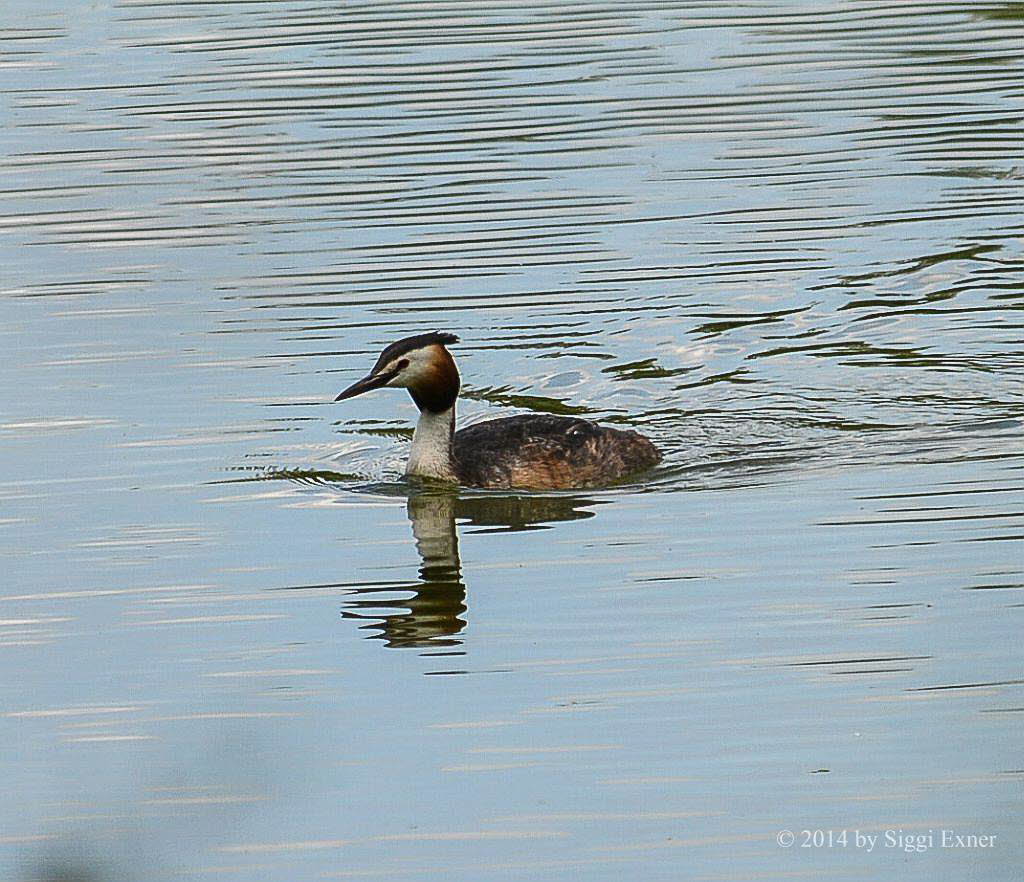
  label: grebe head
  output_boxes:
[335,331,460,413]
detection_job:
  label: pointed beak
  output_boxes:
[335,370,391,402]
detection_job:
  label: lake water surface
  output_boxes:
[2,1,1022,879]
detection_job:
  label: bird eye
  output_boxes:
[396,358,409,370]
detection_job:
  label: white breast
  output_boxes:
[406,407,457,482]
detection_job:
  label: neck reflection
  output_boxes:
[340,489,597,651]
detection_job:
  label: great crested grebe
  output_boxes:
[334,332,662,490]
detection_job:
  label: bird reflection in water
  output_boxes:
[341,490,596,650]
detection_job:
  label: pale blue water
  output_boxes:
[1,1,1022,879]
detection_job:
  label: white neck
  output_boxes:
[406,406,457,482]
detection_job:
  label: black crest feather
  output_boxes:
[372,331,459,372]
